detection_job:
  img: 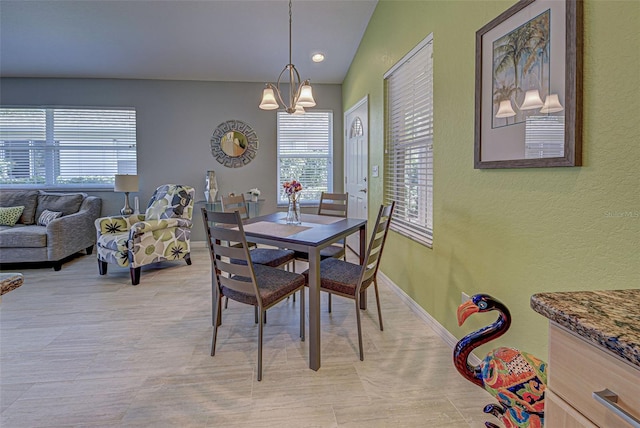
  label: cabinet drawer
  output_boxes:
[549,323,640,427]
[546,389,597,428]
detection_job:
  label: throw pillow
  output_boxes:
[38,209,63,226]
[0,206,25,226]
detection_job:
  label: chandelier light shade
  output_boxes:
[540,93,564,113]
[259,0,316,114]
[495,100,516,118]
[519,89,544,110]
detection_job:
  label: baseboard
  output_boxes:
[377,271,482,366]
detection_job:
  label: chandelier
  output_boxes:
[259,0,316,114]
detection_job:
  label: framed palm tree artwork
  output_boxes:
[474,0,583,169]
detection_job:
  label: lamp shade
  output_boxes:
[519,89,544,110]
[114,174,139,193]
[293,104,305,115]
[296,84,316,107]
[496,100,516,118]
[259,88,279,110]
[540,94,564,113]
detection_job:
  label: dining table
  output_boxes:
[241,211,367,371]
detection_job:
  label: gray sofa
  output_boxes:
[0,190,102,270]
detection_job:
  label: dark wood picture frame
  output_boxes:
[474,0,583,169]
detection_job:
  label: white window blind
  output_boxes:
[277,110,333,204]
[384,34,434,247]
[0,107,137,188]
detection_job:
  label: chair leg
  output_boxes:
[211,294,221,356]
[355,297,364,361]
[130,267,141,285]
[98,260,108,275]
[254,306,267,324]
[184,253,192,265]
[300,289,305,341]
[257,307,265,381]
[328,293,332,313]
[224,296,229,309]
[373,279,384,331]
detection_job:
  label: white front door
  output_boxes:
[344,96,369,257]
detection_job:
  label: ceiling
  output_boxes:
[0,0,378,84]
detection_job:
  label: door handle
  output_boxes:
[593,389,640,428]
[359,189,367,193]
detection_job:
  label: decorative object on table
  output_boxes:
[133,196,140,215]
[247,188,261,202]
[95,184,194,285]
[474,0,582,169]
[258,0,316,115]
[210,120,258,168]
[114,174,139,215]
[283,180,303,224]
[205,170,219,202]
[454,294,547,428]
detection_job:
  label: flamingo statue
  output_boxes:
[453,294,547,428]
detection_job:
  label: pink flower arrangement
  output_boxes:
[283,180,303,196]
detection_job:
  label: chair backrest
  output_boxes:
[201,208,262,307]
[357,202,395,292]
[220,193,249,220]
[145,184,195,221]
[317,192,348,218]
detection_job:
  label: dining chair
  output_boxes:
[202,210,305,381]
[220,193,249,220]
[303,202,395,361]
[294,191,348,308]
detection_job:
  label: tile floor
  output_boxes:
[1,247,493,427]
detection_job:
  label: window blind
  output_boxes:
[277,110,333,204]
[384,34,434,247]
[0,107,137,187]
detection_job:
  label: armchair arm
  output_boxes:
[95,214,146,236]
[48,196,102,261]
[129,218,193,235]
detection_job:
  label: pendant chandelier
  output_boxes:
[259,0,316,114]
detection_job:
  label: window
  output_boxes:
[0,107,137,188]
[384,34,433,247]
[277,110,333,205]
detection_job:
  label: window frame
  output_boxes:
[276,110,334,206]
[384,33,434,248]
[0,106,137,191]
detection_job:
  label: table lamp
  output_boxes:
[114,174,139,215]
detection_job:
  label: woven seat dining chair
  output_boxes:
[216,196,295,312]
[293,192,348,309]
[303,202,395,361]
[202,209,305,381]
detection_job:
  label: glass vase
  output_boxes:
[286,193,301,224]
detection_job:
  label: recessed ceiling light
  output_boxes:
[312,53,325,63]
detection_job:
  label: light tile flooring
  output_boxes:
[1,247,493,427]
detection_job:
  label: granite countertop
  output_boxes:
[531,289,640,369]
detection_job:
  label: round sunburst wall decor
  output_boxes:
[210,120,259,168]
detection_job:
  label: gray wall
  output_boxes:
[0,78,344,240]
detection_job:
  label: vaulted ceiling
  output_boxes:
[0,0,378,84]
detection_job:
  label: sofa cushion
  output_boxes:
[0,190,39,224]
[38,209,63,226]
[0,225,47,248]
[0,206,24,226]
[35,192,84,220]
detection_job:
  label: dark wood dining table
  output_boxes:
[241,211,367,371]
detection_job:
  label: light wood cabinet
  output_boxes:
[546,323,640,427]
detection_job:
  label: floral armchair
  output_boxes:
[95,184,195,285]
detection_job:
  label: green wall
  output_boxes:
[343,0,640,360]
